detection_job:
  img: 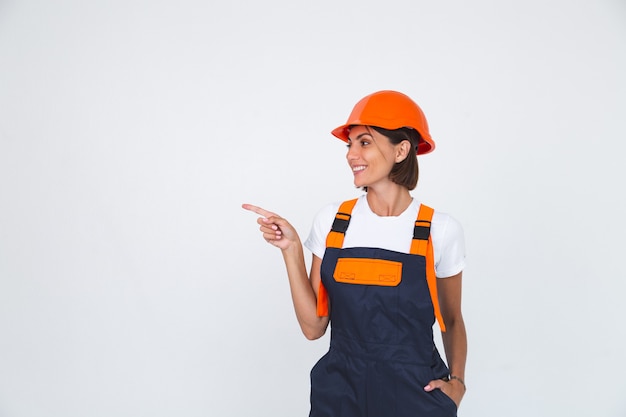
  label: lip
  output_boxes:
[352,165,366,174]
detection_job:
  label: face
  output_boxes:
[346,125,405,189]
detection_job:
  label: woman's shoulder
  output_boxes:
[311,198,349,229]
[313,200,343,220]
[315,195,366,217]
[432,208,461,228]
[413,200,464,240]
[305,197,364,258]
[433,209,464,236]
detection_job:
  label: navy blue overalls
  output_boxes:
[310,199,457,417]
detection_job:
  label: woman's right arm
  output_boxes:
[242,204,330,340]
[281,249,329,340]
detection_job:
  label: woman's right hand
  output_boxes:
[242,204,300,251]
[243,203,329,339]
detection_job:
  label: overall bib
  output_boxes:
[310,199,457,417]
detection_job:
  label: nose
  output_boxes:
[346,143,359,160]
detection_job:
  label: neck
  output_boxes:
[365,184,412,216]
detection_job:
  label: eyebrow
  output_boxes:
[348,132,373,141]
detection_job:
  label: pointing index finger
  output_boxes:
[242,203,278,218]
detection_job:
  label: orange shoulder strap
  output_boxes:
[410,204,447,332]
[325,199,358,249]
[317,198,358,317]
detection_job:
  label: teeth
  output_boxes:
[353,166,366,172]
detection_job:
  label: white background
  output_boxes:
[1,1,625,416]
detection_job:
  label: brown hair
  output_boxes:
[371,126,420,190]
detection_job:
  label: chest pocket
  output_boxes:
[334,258,402,287]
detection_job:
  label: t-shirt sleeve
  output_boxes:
[435,215,467,278]
[303,202,340,259]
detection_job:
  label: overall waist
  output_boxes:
[330,332,436,366]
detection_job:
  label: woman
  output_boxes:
[243,90,467,417]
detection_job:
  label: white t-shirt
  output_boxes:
[303,195,466,278]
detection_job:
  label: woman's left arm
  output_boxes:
[424,272,467,407]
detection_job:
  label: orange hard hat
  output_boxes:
[331,90,435,155]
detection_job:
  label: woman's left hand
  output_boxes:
[424,378,465,408]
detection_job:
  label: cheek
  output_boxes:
[371,142,394,160]
[376,148,394,163]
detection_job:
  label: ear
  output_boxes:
[395,140,412,163]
